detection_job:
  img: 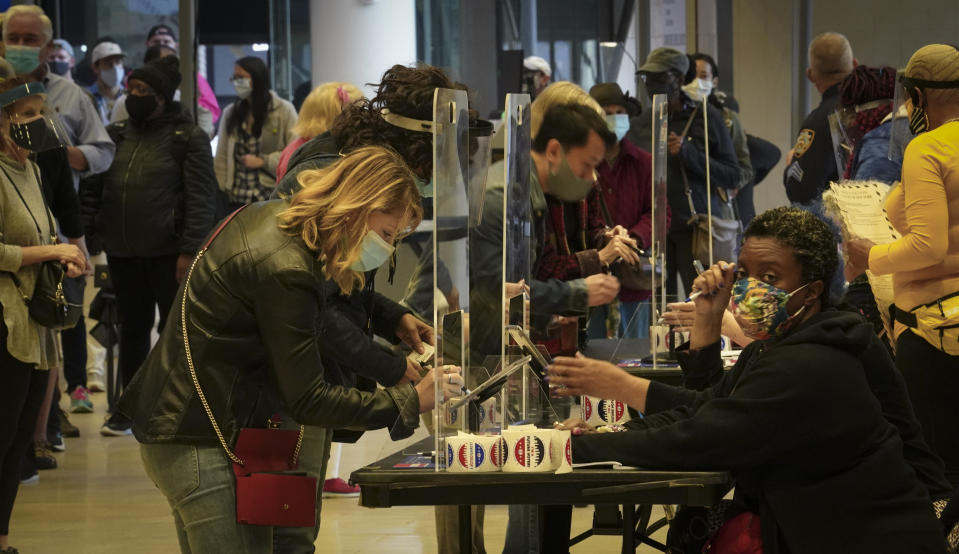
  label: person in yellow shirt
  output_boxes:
[847,43,959,487]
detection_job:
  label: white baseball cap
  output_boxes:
[91,42,123,66]
[523,56,551,77]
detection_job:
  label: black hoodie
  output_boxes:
[573,311,946,553]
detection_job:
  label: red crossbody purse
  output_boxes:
[181,207,317,528]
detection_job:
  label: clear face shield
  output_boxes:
[890,70,959,161]
[827,98,893,178]
[0,82,66,153]
[467,119,494,226]
[889,70,916,162]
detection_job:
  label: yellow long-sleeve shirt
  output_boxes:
[869,121,959,315]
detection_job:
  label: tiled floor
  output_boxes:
[10,391,662,553]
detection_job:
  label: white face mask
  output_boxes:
[682,78,714,102]
[605,113,630,142]
[100,64,124,89]
[350,230,395,271]
[233,78,252,100]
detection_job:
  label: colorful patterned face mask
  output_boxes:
[729,278,809,340]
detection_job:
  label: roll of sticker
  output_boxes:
[446,434,495,473]
[502,429,553,472]
[582,396,631,427]
[477,434,505,471]
[549,429,573,474]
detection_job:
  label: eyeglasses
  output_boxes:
[229,76,248,84]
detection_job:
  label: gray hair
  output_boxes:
[2,5,54,44]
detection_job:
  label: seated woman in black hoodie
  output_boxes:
[548,207,948,553]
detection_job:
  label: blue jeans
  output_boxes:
[272,425,332,554]
[140,443,273,554]
[618,301,649,339]
[504,504,540,554]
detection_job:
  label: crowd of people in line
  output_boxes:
[0,2,958,552]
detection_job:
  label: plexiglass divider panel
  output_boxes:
[431,88,471,471]
[649,93,670,368]
[501,93,533,429]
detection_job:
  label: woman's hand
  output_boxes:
[598,234,640,266]
[415,365,464,413]
[844,238,875,277]
[547,353,631,399]
[50,243,85,269]
[65,262,83,278]
[554,418,596,436]
[691,261,737,320]
[240,154,264,169]
[603,225,630,240]
[663,300,753,347]
[395,313,434,355]
[398,357,425,385]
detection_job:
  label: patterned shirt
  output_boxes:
[230,126,265,204]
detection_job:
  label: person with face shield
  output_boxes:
[214,56,298,214]
[635,47,741,299]
[547,207,951,553]
[78,55,217,437]
[87,40,125,126]
[585,82,669,340]
[846,44,959,491]
[522,55,552,100]
[115,146,461,554]
[0,77,87,554]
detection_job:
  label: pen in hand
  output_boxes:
[685,260,707,301]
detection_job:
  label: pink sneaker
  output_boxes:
[322,478,360,498]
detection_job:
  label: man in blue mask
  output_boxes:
[586,82,665,339]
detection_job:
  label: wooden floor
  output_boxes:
[10,391,664,553]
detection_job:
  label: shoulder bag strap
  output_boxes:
[678,106,701,216]
[179,205,303,467]
[0,163,49,298]
[595,185,615,228]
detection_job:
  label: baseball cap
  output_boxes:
[637,47,689,76]
[147,24,176,42]
[51,39,74,59]
[91,42,123,66]
[523,56,552,77]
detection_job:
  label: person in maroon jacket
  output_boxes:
[587,83,671,338]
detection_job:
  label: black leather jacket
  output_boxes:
[118,200,421,446]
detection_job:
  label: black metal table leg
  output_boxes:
[459,504,472,553]
[621,504,637,553]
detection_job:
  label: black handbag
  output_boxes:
[594,187,661,291]
[3,164,82,330]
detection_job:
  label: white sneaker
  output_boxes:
[87,368,106,392]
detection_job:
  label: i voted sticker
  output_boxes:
[598,399,626,423]
[514,435,546,468]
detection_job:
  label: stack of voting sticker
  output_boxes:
[582,396,631,427]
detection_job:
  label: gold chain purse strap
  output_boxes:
[179,206,304,467]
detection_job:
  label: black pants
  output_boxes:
[0,308,48,535]
[665,227,697,299]
[61,276,87,392]
[897,329,959,487]
[108,254,179,387]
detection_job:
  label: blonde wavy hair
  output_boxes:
[530,81,604,138]
[292,82,364,139]
[277,146,422,294]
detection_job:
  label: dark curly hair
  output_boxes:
[744,207,839,306]
[330,64,461,178]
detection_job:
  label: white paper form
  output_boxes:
[823,180,901,338]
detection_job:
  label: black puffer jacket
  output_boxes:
[80,104,216,257]
[117,200,420,446]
